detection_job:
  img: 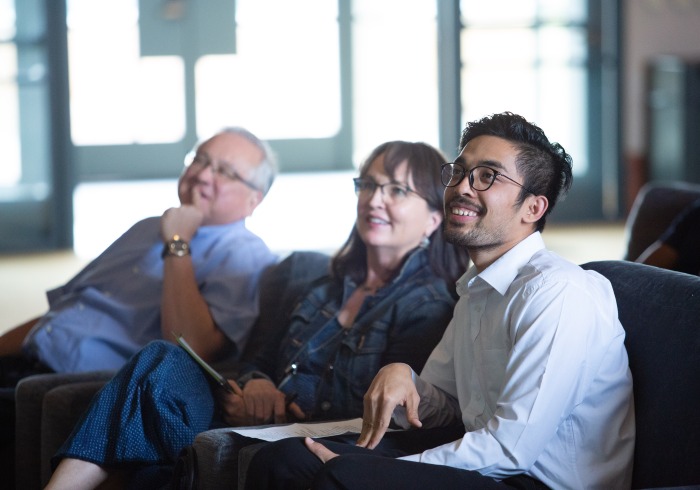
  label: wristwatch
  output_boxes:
[162,235,191,258]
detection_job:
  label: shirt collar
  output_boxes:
[457,232,545,296]
[196,218,246,238]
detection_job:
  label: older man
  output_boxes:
[0,127,278,377]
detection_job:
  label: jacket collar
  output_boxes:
[344,246,430,295]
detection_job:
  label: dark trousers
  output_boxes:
[245,425,549,490]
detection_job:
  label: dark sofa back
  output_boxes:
[581,260,700,489]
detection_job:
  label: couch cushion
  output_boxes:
[41,380,109,485]
[15,371,114,490]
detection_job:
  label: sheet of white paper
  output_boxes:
[231,418,364,442]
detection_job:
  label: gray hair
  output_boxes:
[192,127,278,196]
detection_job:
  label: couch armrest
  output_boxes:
[173,428,267,490]
[15,371,113,490]
[40,380,110,486]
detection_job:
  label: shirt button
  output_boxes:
[321,401,331,411]
[132,266,140,274]
[45,325,52,333]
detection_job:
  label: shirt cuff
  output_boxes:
[391,367,419,429]
[398,453,421,462]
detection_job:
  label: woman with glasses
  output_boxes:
[46,141,470,490]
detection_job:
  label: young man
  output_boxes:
[245,112,635,489]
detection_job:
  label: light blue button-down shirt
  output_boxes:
[24,217,276,373]
[396,232,635,489]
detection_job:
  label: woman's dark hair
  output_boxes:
[459,112,573,232]
[331,141,470,286]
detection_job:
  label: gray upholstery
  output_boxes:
[624,180,700,261]
[174,431,266,490]
[40,380,113,484]
[15,371,114,489]
[194,431,269,489]
[13,251,330,490]
[581,261,700,489]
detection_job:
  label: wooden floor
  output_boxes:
[0,221,627,336]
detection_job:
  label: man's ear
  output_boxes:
[523,195,549,224]
[246,190,264,217]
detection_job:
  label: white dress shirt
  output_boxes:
[395,232,635,489]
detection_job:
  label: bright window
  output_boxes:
[0,0,19,187]
[351,0,439,162]
[0,43,20,187]
[460,0,588,175]
[196,0,340,141]
[67,0,185,145]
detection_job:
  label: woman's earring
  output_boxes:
[420,235,430,249]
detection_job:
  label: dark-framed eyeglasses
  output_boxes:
[184,152,260,191]
[440,163,534,194]
[353,178,421,204]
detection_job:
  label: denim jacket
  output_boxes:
[239,248,457,421]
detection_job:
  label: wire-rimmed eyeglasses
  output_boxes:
[353,178,422,204]
[184,152,260,191]
[440,163,534,194]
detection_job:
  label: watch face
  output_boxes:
[168,239,190,257]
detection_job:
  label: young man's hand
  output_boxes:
[356,363,421,449]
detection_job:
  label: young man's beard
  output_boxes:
[443,220,505,252]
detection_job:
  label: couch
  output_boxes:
[13,250,331,490]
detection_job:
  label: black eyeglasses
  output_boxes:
[353,178,421,204]
[440,163,534,194]
[184,153,260,191]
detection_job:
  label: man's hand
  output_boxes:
[356,363,421,449]
[160,199,204,243]
[305,437,338,463]
[216,378,305,426]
